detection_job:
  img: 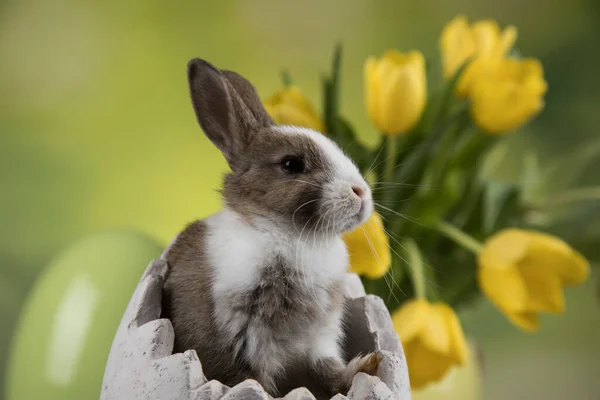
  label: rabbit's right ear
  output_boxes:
[187,58,270,170]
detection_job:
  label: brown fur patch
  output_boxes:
[162,221,252,385]
[222,127,336,232]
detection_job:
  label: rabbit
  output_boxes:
[161,58,381,398]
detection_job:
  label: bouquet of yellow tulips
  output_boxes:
[264,15,595,391]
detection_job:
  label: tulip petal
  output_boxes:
[364,50,427,134]
[440,15,475,79]
[343,212,391,279]
[517,261,565,314]
[379,57,426,134]
[479,229,530,269]
[270,104,324,132]
[404,340,454,389]
[456,57,488,98]
[383,49,409,64]
[505,310,540,332]
[478,261,528,312]
[472,20,501,55]
[470,57,547,134]
[391,299,430,343]
[420,305,452,355]
[379,67,408,134]
[284,87,315,115]
[375,57,401,133]
[263,86,324,132]
[364,57,381,131]
[437,303,468,364]
[494,25,518,57]
[527,231,590,286]
[373,57,398,132]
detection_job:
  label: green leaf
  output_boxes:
[419,252,442,302]
[418,60,470,135]
[335,116,366,171]
[415,120,461,199]
[483,181,521,234]
[520,150,542,203]
[280,69,293,87]
[451,171,486,234]
[478,140,509,179]
[378,133,422,188]
[415,167,466,226]
[387,109,470,214]
[322,43,343,137]
[402,239,428,300]
[317,44,373,179]
[452,129,495,170]
[539,140,600,195]
[446,264,481,310]
[429,246,480,309]
[368,137,387,205]
[322,78,335,137]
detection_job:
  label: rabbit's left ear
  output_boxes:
[187,59,272,171]
[222,69,273,128]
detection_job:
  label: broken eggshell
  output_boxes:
[100,259,412,399]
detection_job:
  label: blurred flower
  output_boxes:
[392,299,467,390]
[440,16,517,97]
[343,212,391,279]
[364,50,427,135]
[263,86,324,132]
[478,229,590,332]
[470,58,547,134]
[412,341,483,400]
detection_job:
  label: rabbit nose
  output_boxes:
[352,185,365,198]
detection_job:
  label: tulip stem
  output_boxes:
[403,239,427,299]
[384,136,398,183]
[435,220,483,254]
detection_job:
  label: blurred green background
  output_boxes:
[1,0,599,399]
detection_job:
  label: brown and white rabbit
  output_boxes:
[161,58,380,398]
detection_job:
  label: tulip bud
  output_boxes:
[470,58,547,134]
[364,50,427,135]
[440,16,517,97]
[478,229,590,331]
[263,86,324,132]
[412,341,483,400]
[343,212,391,279]
[392,299,468,389]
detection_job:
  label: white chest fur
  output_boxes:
[205,209,349,298]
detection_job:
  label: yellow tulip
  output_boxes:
[343,212,391,279]
[412,342,482,400]
[469,58,547,134]
[392,299,468,390]
[364,50,427,135]
[440,16,517,97]
[478,229,590,332]
[263,86,325,132]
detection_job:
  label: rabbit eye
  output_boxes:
[281,155,306,174]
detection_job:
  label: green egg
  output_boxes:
[6,230,163,400]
